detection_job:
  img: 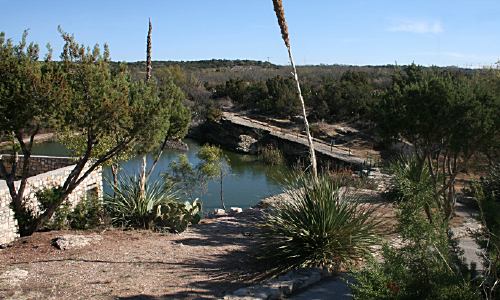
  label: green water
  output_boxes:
[32,139,287,211]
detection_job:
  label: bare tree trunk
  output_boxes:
[220,169,226,210]
[146,135,169,178]
[140,155,147,200]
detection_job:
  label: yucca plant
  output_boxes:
[258,174,381,276]
[105,174,175,229]
[387,155,436,223]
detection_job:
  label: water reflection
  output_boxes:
[32,139,287,211]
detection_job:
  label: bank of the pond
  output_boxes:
[32,139,288,211]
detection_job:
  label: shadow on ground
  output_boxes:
[117,210,265,299]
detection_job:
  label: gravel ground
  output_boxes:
[0,192,407,300]
[0,209,262,300]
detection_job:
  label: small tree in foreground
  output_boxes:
[197,144,230,210]
[0,31,68,235]
[0,29,183,235]
[473,163,500,299]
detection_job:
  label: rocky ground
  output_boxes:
[0,188,482,300]
[0,210,262,300]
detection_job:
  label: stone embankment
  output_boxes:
[191,112,374,171]
[224,268,332,300]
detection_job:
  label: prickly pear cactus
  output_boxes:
[154,199,202,233]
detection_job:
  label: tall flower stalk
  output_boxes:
[146,18,152,81]
[139,18,153,199]
[272,0,318,179]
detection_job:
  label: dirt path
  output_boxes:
[0,210,262,300]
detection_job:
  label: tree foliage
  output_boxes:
[0,30,68,223]
[375,64,500,219]
[353,156,479,300]
[0,30,190,235]
[212,75,301,117]
[197,144,230,210]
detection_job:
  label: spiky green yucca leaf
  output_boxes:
[104,174,176,229]
[259,174,380,276]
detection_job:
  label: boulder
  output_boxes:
[214,209,226,216]
[230,207,243,214]
[52,234,102,250]
[236,135,258,153]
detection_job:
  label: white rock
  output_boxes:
[52,234,102,250]
[230,207,243,213]
[214,208,226,216]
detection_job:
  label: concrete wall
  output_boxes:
[0,156,102,245]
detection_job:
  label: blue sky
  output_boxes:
[1,0,499,67]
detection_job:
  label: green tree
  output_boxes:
[375,65,499,220]
[17,29,183,234]
[310,71,374,121]
[0,31,68,232]
[197,144,230,210]
[262,75,300,117]
[167,154,198,200]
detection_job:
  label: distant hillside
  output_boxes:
[125,59,477,85]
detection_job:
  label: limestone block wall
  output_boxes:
[0,155,77,178]
[0,184,18,245]
[0,159,102,245]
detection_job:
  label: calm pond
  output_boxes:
[32,139,287,211]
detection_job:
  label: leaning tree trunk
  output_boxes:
[272,0,317,179]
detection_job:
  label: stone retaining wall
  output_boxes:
[0,156,102,245]
[0,155,77,178]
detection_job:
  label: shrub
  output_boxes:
[352,157,479,299]
[105,175,175,228]
[206,105,222,122]
[105,174,201,233]
[473,163,500,298]
[327,168,377,190]
[31,187,74,231]
[154,199,202,233]
[11,202,37,236]
[68,196,106,230]
[14,186,105,233]
[258,174,380,276]
[259,144,285,165]
[309,123,321,138]
[353,245,479,300]
[13,187,71,232]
